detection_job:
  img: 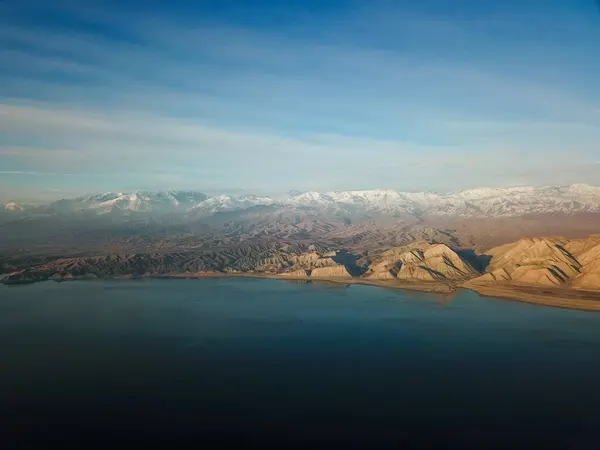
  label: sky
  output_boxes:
[1,0,600,201]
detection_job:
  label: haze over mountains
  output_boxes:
[3,182,600,310]
[4,183,600,220]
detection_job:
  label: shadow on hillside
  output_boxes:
[331,251,367,276]
[455,249,492,273]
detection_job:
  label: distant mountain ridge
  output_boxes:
[5,183,600,219]
[3,191,209,216]
[3,185,600,310]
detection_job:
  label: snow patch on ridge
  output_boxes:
[9,184,600,218]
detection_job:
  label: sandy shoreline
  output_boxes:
[463,283,600,312]
[166,272,456,294]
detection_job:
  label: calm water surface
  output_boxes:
[2,279,600,448]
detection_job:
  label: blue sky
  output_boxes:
[1,0,600,201]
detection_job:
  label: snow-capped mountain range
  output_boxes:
[4,184,600,218]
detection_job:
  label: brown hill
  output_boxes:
[466,236,600,291]
[255,250,336,273]
[363,241,478,282]
[0,244,359,284]
[310,265,353,278]
[567,242,600,290]
[5,234,600,310]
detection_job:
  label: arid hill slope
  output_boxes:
[363,241,479,282]
[465,236,600,291]
[4,234,600,310]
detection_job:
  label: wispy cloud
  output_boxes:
[1,1,599,199]
[0,103,454,176]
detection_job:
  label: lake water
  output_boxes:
[2,278,600,449]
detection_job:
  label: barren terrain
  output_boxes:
[3,186,600,310]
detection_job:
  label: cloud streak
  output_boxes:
[1,1,599,199]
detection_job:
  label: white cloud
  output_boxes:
[0,103,455,188]
[1,3,599,197]
[1,100,599,197]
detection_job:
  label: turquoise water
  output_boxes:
[2,278,600,448]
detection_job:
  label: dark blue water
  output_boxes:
[2,279,600,449]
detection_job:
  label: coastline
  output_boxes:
[167,274,600,311]
[4,271,600,312]
[166,272,457,294]
[0,271,455,294]
[463,283,600,312]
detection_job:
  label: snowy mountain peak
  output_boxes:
[8,184,600,219]
[188,195,275,214]
[47,190,210,214]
